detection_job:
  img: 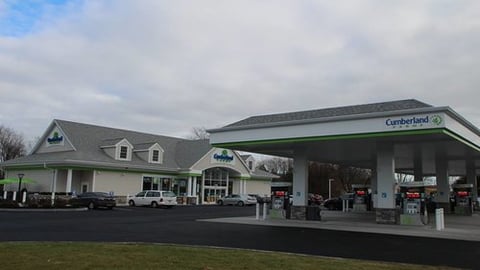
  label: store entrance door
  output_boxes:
[204,186,226,204]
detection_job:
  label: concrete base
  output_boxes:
[376,208,399,224]
[454,206,473,216]
[290,206,307,220]
[400,214,425,226]
[268,208,285,219]
[436,202,452,214]
[353,204,367,212]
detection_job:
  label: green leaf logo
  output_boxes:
[431,115,442,126]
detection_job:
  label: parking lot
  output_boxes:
[0,205,478,269]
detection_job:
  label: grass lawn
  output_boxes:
[0,242,459,270]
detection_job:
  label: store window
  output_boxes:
[142,176,172,191]
[173,179,187,196]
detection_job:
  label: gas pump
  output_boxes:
[352,184,370,211]
[399,182,428,226]
[269,191,286,219]
[452,184,473,216]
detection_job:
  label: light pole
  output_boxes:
[328,178,335,199]
[17,173,24,192]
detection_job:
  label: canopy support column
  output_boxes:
[291,148,309,220]
[375,142,398,224]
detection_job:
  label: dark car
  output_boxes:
[71,192,116,210]
[323,194,354,210]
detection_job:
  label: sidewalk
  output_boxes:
[199,210,480,242]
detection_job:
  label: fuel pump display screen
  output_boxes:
[356,190,366,196]
[406,192,421,199]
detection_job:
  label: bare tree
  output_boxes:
[187,127,210,140]
[395,173,414,183]
[257,157,293,175]
[335,165,371,193]
[0,125,26,163]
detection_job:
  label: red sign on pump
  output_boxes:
[356,190,366,196]
[406,192,421,199]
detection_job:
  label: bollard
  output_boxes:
[3,191,6,199]
[256,203,260,220]
[22,191,27,203]
[342,199,348,212]
[13,191,17,201]
[262,202,267,220]
[435,208,445,231]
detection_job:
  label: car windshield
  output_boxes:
[162,191,176,197]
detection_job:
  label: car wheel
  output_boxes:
[88,202,95,210]
[217,200,223,206]
[151,201,158,208]
[128,200,135,206]
[237,201,244,207]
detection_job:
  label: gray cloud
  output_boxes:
[1,0,480,143]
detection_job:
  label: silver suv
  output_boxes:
[128,190,177,208]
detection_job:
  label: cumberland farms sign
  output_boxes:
[211,149,236,165]
[385,114,443,129]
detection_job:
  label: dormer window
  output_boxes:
[148,146,163,164]
[152,150,160,162]
[133,142,164,164]
[100,138,133,161]
[119,146,129,159]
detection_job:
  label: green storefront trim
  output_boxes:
[177,173,203,177]
[442,129,480,152]
[213,127,480,153]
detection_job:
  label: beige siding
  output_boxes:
[231,179,241,194]
[94,171,141,196]
[246,180,271,197]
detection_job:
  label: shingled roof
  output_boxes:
[226,99,432,128]
[2,120,211,171]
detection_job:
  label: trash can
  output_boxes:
[306,205,321,221]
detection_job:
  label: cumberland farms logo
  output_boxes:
[431,114,443,126]
[47,131,64,144]
[385,115,443,129]
[213,150,234,163]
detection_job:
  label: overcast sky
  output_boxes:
[1,0,480,144]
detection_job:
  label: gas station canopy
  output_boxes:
[208,99,480,176]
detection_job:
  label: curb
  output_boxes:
[0,207,88,212]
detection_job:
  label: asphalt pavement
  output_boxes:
[0,205,478,269]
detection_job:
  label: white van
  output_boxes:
[128,190,177,208]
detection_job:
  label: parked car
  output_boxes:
[128,190,177,208]
[248,194,271,203]
[217,194,257,206]
[323,194,354,210]
[308,193,324,205]
[71,192,116,210]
